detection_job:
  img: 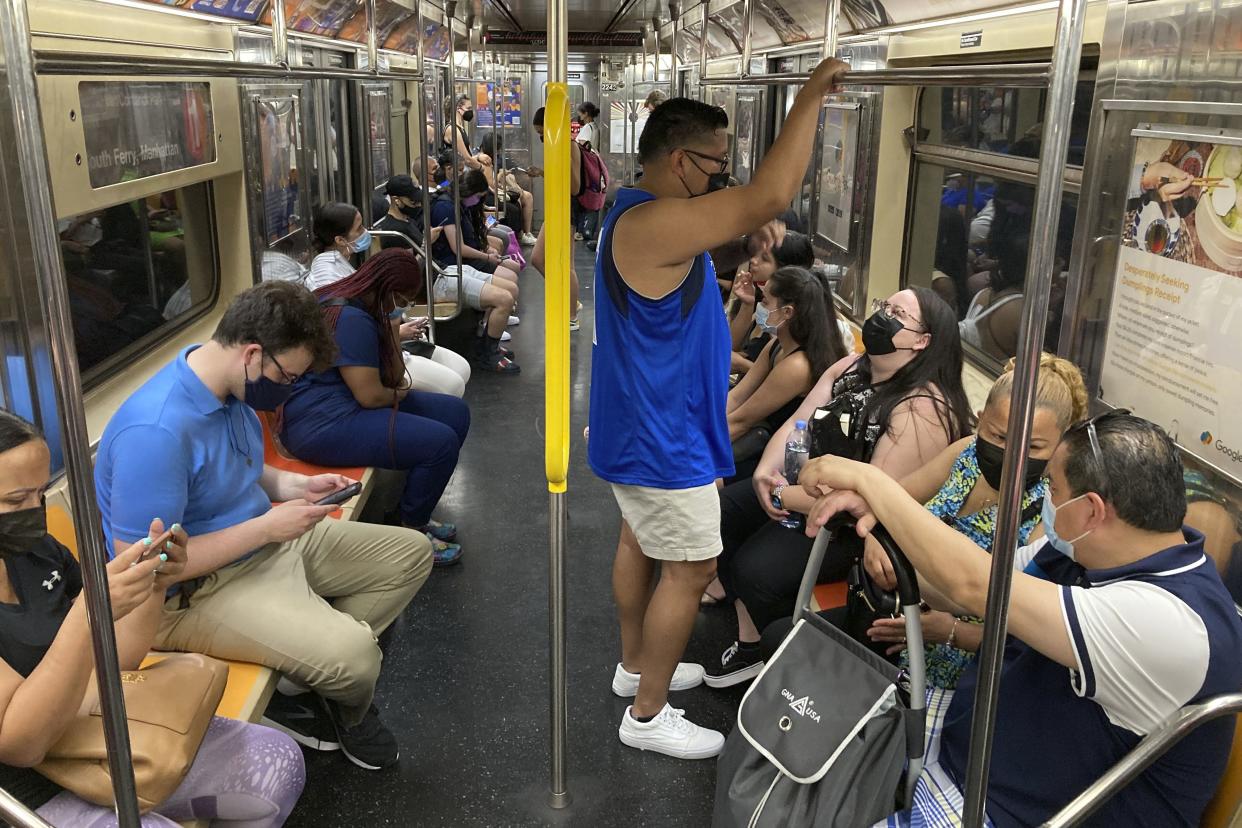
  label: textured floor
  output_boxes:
[286,244,747,826]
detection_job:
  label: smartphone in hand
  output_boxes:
[138,528,175,563]
[314,482,362,507]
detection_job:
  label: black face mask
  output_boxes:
[461,110,474,123]
[398,201,421,218]
[0,505,47,558]
[975,435,1049,491]
[243,357,295,412]
[861,310,906,355]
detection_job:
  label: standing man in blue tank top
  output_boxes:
[589,56,850,758]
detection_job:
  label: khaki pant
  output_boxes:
[156,519,432,724]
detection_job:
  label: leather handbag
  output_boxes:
[36,653,228,812]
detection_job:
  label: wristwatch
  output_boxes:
[771,483,786,511]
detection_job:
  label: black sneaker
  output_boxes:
[703,641,765,689]
[321,699,399,771]
[261,691,340,751]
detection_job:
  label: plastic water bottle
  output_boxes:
[780,420,810,529]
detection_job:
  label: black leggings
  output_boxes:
[718,478,862,634]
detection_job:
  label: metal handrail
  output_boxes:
[2,0,142,823]
[33,51,422,81]
[1044,694,1242,827]
[700,62,1052,88]
[365,227,464,327]
[0,786,54,828]
[960,0,1089,824]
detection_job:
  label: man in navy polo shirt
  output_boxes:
[94,281,433,772]
[799,413,1242,826]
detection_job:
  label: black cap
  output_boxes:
[385,175,420,200]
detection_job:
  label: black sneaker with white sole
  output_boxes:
[703,640,765,688]
[261,691,340,751]
[321,699,400,771]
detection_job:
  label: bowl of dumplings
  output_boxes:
[1196,145,1242,270]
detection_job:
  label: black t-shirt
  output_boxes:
[0,535,83,808]
[375,213,423,250]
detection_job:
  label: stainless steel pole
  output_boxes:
[668,3,680,91]
[698,0,707,93]
[627,56,636,183]
[271,0,288,66]
[960,0,1088,825]
[415,0,437,342]
[697,63,1052,87]
[445,3,465,281]
[823,0,840,59]
[547,0,570,809]
[739,0,753,77]
[0,787,54,828]
[652,16,661,83]
[0,0,142,825]
[465,14,474,79]
[641,23,649,83]
[365,0,378,72]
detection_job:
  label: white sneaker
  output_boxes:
[507,315,520,326]
[520,232,538,245]
[500,330,512,342]
[611,662,705,697]
[618,704,725,759]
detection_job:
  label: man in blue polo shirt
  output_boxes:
[800,412,1242,826]
[95,281,433,772]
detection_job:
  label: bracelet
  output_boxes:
[771,484,786,511]
[947,616,960,648]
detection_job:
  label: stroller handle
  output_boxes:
[824,515,921,608]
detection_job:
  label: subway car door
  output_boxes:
[355,82,396,227]
[241,82,314,283]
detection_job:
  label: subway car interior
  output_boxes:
[3,0,1242,825]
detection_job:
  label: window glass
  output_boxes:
[58,184,217,382]
[917,81,1094,165]
[905,164,1076,369]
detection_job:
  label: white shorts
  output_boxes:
[611,482,722,562]
[434,264,492,308]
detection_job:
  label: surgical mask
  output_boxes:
[0,504,46,558]
[388,306,405,320]
[975,436,1049,491]
[243,358,295,412]
[350,230,372,254]
[462,194,483,208]
[461,110,474,122]
[753,303,784,334]
[398,201,420,218]
[861,310,906,355]
[1041,493,1093,561]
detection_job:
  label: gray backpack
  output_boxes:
[712,522,927,827]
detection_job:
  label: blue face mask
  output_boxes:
[1041,493,1092,561]
[388,306,405,320]
[753,303,784,335]
[350,230,373,254]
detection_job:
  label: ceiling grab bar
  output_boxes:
[959,0,1090,825]
[699,62,1053,87]
[0,0,143,823]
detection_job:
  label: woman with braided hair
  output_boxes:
[280,248,470,565]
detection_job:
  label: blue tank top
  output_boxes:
[588,188,734,488]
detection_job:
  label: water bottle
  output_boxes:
[780,420,810,529]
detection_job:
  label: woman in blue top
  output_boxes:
[280,249,471,565]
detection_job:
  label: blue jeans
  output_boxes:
[283,391,471,527]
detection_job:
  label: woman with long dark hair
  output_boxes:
[280,249,471,565]
[441,94,488,171]
[478,133,536,245]
[725,266,848,480]
[701,287,974,687]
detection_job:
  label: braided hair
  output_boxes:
[313,248,423,388]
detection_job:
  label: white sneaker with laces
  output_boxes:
[507,315,521,326]
[520,231,538,245]
[500,331,512,342]
[611,662,705,697]
[618,704,724,759]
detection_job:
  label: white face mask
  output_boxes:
[1041,493,1093,561]
[753,303,785,335]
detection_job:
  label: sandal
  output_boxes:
[700,580,727,607]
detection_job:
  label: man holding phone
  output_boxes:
[94,281,433,772]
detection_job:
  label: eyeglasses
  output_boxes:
[681,148,730,175]
[1065,408,1131,497]
[871,298,925,332]
[266,350,302,385]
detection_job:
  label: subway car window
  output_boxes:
[905,165,1076,371]
[57,184,217,384]
[918,80,1094,165]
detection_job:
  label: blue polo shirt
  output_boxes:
[936,529,1242,827]
[94,345,271,554]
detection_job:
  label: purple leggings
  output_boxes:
[36,717,305,827]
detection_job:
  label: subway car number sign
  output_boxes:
[79,81,216,188]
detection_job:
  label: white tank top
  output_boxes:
[959,290,1023,350]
